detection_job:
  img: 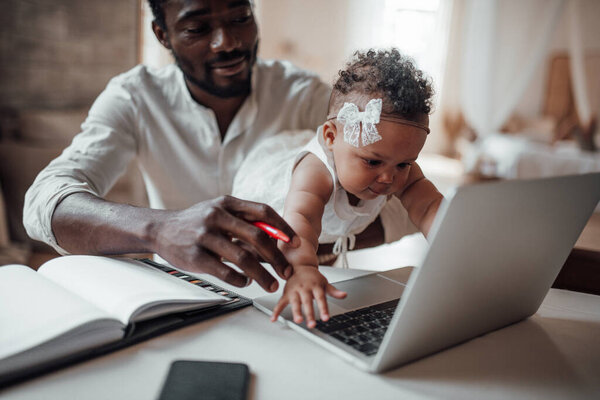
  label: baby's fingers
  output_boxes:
[313,287,330,322]
[271,297,289,322]
[300,291,317,328]
[290,293,303,324]
[326,283,347,299]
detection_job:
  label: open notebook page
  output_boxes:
[0,265,122,365]
[38,256,227,324]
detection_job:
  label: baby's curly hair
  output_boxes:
[329,48,434,121]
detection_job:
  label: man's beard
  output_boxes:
[173,42,258,99]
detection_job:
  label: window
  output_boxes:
[376,0,449,85]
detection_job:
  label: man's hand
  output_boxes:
[152,196,300,292]
[52,193,298,294]
[270,266,347,328]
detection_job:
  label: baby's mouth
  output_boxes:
[368,186,390,196]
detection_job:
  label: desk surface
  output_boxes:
[3,267,600,400]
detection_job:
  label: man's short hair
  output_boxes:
[147,0,256,31]
[147,0,168,30]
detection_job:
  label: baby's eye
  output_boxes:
[364,159,382,167]
[397,162,411,169]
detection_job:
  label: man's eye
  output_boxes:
[231,15,251,24]
[397,162,411,169]
[185,25,210,35]
[364,159,382,167]
[230,9,253,24]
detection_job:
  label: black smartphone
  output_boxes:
[157,360,250,400]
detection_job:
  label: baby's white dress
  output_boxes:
[232,126,416,267]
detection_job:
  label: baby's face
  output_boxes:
[325,120,427,201]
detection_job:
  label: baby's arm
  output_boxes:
[271,154,347,327]
[394,162,444,237]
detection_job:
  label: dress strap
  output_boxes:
[332,233,356,269]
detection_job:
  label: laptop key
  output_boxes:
[356,342,379,356]
[314,298,401,356]
[329,314,351,323]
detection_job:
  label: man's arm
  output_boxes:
[23,70,299,293]
[52,192,298,292]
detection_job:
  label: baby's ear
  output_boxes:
[322,121,337,149]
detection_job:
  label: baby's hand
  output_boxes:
[270,266,347,328]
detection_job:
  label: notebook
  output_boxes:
[0,258,252,388]
[254,172,600,373]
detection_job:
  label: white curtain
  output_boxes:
[567,0,592,128]
[459,0,565,138]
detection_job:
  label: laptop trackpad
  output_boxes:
[328,273,407,312]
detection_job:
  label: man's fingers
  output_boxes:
[200,232,278,292]
[209,200,291,280]
[326,283,347,299]
[313,287,329,322]
[189,252,249,287]
[221,195,299,247]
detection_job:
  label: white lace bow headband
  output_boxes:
[328,98,430,148]
[337,98,383,147]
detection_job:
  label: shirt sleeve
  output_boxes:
[379,196,420,243]
[285,69,330,130]
[23,79,139,254]
[298,77,331,129]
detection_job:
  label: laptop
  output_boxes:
[253,172,600,373]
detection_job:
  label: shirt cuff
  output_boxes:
[24,183,97,255]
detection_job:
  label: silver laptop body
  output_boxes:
[253,173,600,373]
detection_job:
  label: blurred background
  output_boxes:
[0,0,598,270]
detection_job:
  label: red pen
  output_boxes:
[253,222,290,243]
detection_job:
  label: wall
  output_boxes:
[0,0,141,252]
[256,0,353,85]
[0,0,139,111]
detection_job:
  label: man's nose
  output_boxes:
[210,26,240,53]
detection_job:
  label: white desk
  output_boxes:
[2,267,600,400]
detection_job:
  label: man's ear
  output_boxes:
[152,21,171,50]
[322,121,338,150]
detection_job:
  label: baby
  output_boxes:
[233,49,443,327]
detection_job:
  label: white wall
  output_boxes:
[256,0,354,85]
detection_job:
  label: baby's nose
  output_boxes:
[376,171,394,184]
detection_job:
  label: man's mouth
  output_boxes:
[209,56,248,77]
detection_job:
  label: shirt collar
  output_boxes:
[223,62,258,145]
[175,62,259,144]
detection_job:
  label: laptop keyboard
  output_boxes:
[314,299,399,356]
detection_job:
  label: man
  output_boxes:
[24,0,400,294]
